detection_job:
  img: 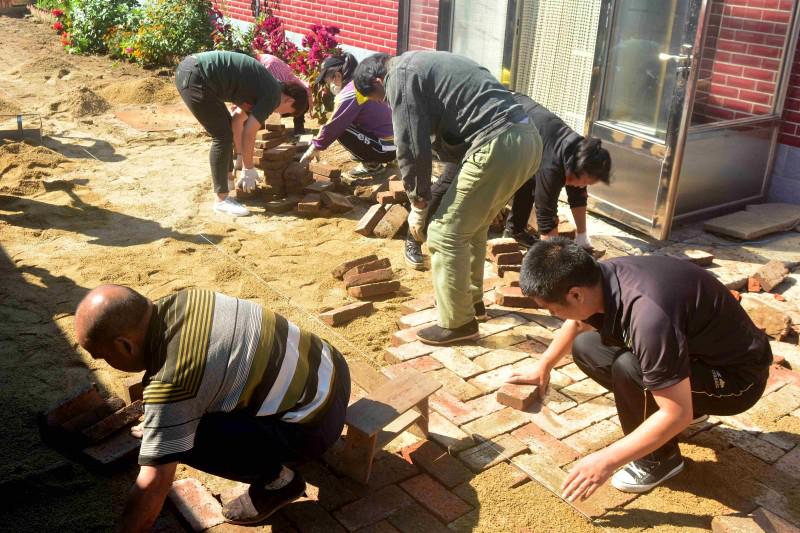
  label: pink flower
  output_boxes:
[125,47,133,54]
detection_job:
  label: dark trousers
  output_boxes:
[176,56,232,194]
[571,331,768,460]
[183,355,350,485]
[505,178,535,234]
[293,114,305,135]
[338,126,396,164]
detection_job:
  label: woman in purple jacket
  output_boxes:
[299,54,395,177]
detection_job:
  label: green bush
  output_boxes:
[67,0,138,54]
[132,0,215,67]
[34,0,68,11]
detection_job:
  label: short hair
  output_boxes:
[282,82,309,117]
[353,53,391,98]
[79,286,150,351]
[569,138,611,184]
[520,238,601,303]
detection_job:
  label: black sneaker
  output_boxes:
[417,319,479,346]
[502,228,539,249]
[474,301,488,321]
[611,452,685,493]
[222,470,306,525]
[405,234,426,271]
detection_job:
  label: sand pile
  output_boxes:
[8,56,72,79]
[50,85,109,117]
[0,142,69,195]
[0,95,20,115]
[99,77,178,105]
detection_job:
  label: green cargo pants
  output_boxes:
[427,122,542,329]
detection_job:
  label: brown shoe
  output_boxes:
[222,470,306,525]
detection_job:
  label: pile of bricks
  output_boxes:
[354,172,409,239]
[330,254,400,300]
[40,382,144,466]
[486,238,524,278]
[294,161,355,216]
[246,124,310,198]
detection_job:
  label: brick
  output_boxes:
[355,205,386,236]
[82,429,140,465]
[297,193,322,214]
[372,204,409,239]
[571,479,639,518]
[400,294,436,314]
[321,191,354,213]
[524,403,588,440]
[497,264,521,277]
[385,502,449,533]
[429,369,484,401]
[486,238,520,258]
[344,267,393,289]
[511,423,580,467]
[463,393,507,421]
[390,323,432,347]
[496,384,538,411]
[560,379,608,404]
[494,286,538,308]
[344,259,392,281]
[510,453,565,495]
[120,373,144,404]
[399,474,472,523]
[264,197,299,213]
[562,419,623,454]
[82,400,144,443]
[376,191,397,205]
[400,441,472,488]
[381,356,443,379]
[384,340,437,363]
[256,128,286,141]
[558,363,587,381]
[296,461,358,511]
[512,323,554,345]
[431,348,484,379]
[479,313,528,336]
[356,520,401,533]
[711,424,786,463]
[364,454,421,491]
[668,248,715,266]
[282,500,346,532]
[430,390,480,426]
[428,411,474,453]
[168,478,226,531]
[261,145,297,161]
[468,357,538,393]
[474,348,528,371]
[333,485,413,531]
[348,280,401,299]
[396,307,438,329]
[304,180,336,194]
[752,260,789,292]
[44,384,105,428]
[753,506,800,532]
[773,444,800,483]
[458,434,527,472]
[493,251,524,265]
[333,254,379,279]
[388,180,405,193]
[309,161,342,179]
[319,301,374,327]
[537,388,578,414]
[771,341,800,371]
[60,396,127,433]
[461,407,529,440]
[748,277,762,293]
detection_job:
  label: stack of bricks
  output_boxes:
[331,254,400,299]
[39,382,145,466]
[486,238,524,278]
[354,173,409,239]
[294,161,355,216]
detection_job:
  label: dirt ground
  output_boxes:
[0,13,796,533]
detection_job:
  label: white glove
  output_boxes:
[300,145,320,167]
[236,167,260,193]
[576,232,592,249]
[407,204,429,242]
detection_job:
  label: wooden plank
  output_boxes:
[348,359,388,393]
[346,370,441,437]
[375,410,423,450]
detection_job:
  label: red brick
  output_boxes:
[376,191,397,205]
[397,307,439,329]
[332,254,379,279]
[305,179,336,193]
[168,478,226,531]
[391,322,434,347]
[493,251,524,265]
[344,267,394,289]
[308,161,342,178]
[487,238,520,257]
[333,485,413,531]
[321,191,354,213]
[82,400,144,443]
[82,429,141,465]
[344,258,392,279]
[400,441,473,488]
[60,396,127,433]
[461,407,529,440]
[497,264,522,277]
[372,204,409,239]
[44,384,105,428]
[399,473,472,523]
[430,390,480,426]
[511,422,580,467]
[494,286,538,308]
[282,500,346,532]
[496,384,539,411]
[458,433,528,472]
[319,301,374,326]
[381,355,443,378]
[400,294,436,314]
[298,193,322,214]
[355,204,386,236]
[348,280,400,299]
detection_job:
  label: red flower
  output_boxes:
[51,8,63,17]
[52,21,64,32]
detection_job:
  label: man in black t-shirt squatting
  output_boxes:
[509,238,772,499]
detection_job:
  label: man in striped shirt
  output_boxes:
[75,285,350,529]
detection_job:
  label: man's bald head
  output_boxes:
[75,284,151,354]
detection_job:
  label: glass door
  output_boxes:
[587,0,707,239]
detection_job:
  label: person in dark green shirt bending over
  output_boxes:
[175,51,309,217]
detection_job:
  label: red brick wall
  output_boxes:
[223,0,399,54]
[781,38,800,147]
[407,0,439,51]
[693,0,791,125]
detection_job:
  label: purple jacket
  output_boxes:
[312,81,394,150]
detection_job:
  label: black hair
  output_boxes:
[520,238,601,303]
[79,285,150,350]
[281,82,309,117]
[568,138,611,184]
[353,53,391,98]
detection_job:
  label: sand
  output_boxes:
[50,85,110,117]
[98,76,179,105]
[0,142,70,195]
[0,94,20,115]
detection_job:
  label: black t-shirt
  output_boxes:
[194,51,281,124]
[584,257,772,390]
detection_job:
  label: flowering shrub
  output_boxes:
[67,0,138,54]
[251,10,298,64]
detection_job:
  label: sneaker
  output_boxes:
[611,452,685,493]
[214,196,251,217]
[417,319,479,346]
[348,162,384,178]
[222,470,306,525]
[474,301,488,321]
[502,228,539,249]
[405,234,426,271]
[690,414,709,426]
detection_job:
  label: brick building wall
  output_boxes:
[407,0,439,50]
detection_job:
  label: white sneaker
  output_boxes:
[214,197,250,217]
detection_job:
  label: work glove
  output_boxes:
[575,232,592,250]
[236,167,260,193]
[300,145,320,167]
[407,204,429,242]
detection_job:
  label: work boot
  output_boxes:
[474,301,488,321]
[222,469,306,525]
[405,233,426,271]
[417,319,479,346]
[611,451,684,493]
[503,228,538,249]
